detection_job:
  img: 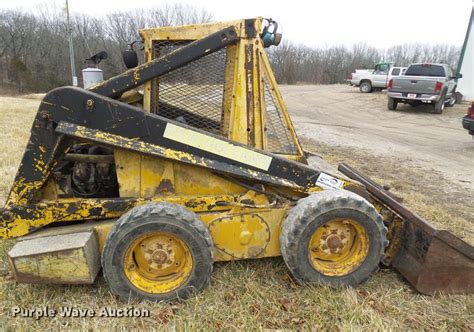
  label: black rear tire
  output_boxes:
[102,202,213,302]
[280,190,388,287]
[387,97,398,111]
[433,98,445,114]
[360,81,372,93]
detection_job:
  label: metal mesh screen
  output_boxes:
[263,75,297,154]
[150,40,226,135]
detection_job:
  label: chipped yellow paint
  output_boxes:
[133,69,140,83]
[142,35,153,112]
[222,45,237,137]
[229,39,250,144]
[164,123,273,171]
[139,19,245,41]
[252,40,264,150]
[7,177,44,206]
[33,159,46,173]
[1,192,245,239]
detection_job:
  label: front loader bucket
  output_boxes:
[339,163,474,295]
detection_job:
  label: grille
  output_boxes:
[150,40,227,135]
[263,75,297,154]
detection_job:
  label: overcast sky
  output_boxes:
[1,0,473,48]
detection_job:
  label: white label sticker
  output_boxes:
[316,172,344,190]
[163,123,272,171]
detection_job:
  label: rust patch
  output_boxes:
[156,179,175,194]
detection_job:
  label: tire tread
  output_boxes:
[102,202,213,301]
[280,190,388,286]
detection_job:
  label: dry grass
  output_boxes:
[0,96,39,207]
[0,96,473,330]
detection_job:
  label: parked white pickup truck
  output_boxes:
[348,63,406,93]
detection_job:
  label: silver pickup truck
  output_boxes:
[387,63,460,113]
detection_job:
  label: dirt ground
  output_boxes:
[282,84,474,190]
[0,88,473,330]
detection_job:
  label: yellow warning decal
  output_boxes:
[163,123,272,171]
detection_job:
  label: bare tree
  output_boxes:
[0,5,460,92]
[0,4,214,92]
[269,41,460,85]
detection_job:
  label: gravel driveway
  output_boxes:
[281,84,473,192]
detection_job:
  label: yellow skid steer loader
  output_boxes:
[1,18,472,301]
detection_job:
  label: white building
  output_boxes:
[457,8,473,101]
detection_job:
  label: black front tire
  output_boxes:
[280,190,388,287]
[446,92,456,107]
[388,97,398,111]
[102,202,213,302]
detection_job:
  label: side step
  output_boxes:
[339,163,474,295]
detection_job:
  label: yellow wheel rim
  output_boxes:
[308,218,369,276]
[124,232,193,294]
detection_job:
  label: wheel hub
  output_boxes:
[123,232,193,294]
[145,243,175,269]
[151,249,169,265]
[326,234,343,251]
[308,218,369,276]
[141,239,176,270]
[137,237,182,274]
[317,223,350,255]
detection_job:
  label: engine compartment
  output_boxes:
[52,143,119,198]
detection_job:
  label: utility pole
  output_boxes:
[65,0,77,86]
